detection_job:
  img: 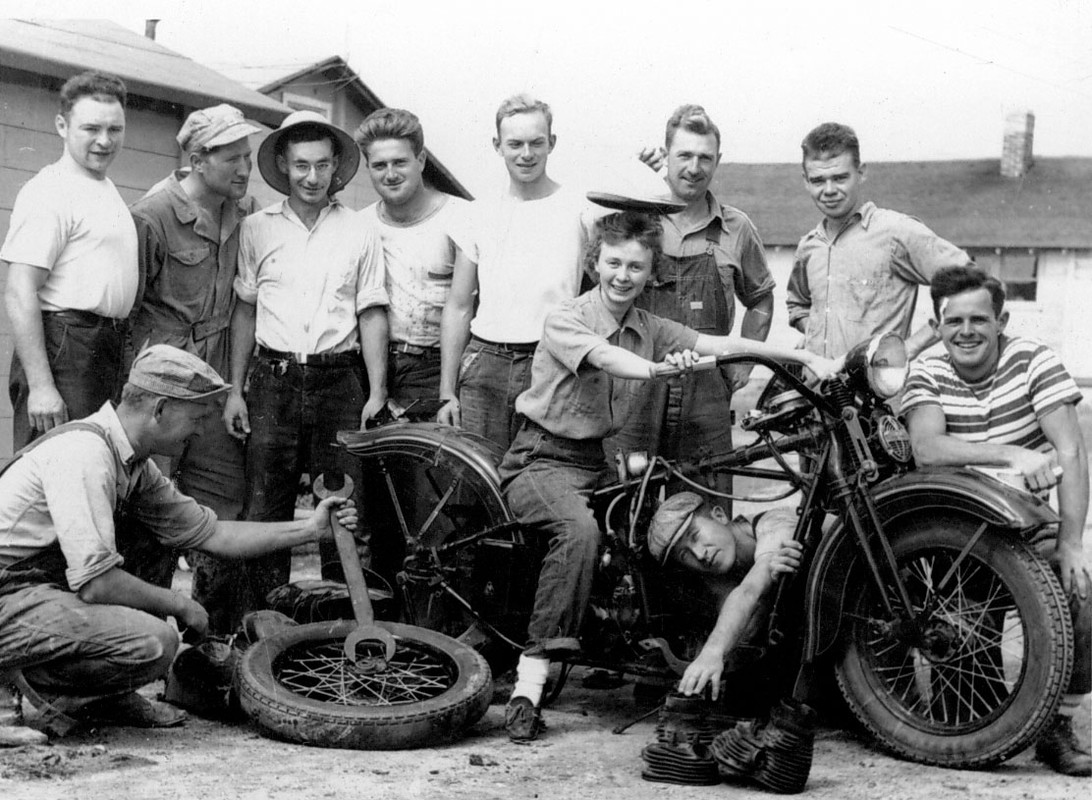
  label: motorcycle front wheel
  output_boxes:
[237,619,492,749]
[835,516,1073,769]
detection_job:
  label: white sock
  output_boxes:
[511,655,550,706]
[1058,694,1086,718]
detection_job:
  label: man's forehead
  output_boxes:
[939,288,996,320]
[498,110,550,137]
[668,128,718,155]
[284,139,336,160]
[803,151,855,175]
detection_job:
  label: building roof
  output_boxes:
[0,19,290,125]
[714,157,1092,250]
[256,56,472,200]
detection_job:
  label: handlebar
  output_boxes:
[648,354,720,378]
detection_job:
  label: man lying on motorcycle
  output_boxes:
[497,210,838,741]
[647,494,801,702]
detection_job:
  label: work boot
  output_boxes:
[1035,715,1092,777]
[504,696,544,743]
[0,682,48,748]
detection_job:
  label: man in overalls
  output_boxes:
[608,105,774,497]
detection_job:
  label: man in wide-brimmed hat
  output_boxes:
[223,111,388,608]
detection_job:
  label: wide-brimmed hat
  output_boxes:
[586,158,686,215]
[128,344,230,401]
[257,110,360,196]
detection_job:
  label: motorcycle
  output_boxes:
[238,334,1074,767]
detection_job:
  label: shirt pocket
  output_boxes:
[165,245,213,303]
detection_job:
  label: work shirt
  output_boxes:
[453,186,591,343]
[902,336,1082,453]
[0,403,217,591]
[786,202,971,358]
[235,198,388,354]
[130,171,258,367]
[515,287,697,440]
[359,194,469,348]
[0,159,138,318]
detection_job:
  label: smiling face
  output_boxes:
[802,150,865,225]
[595,239,655,317]
[194,137,253,200]
[493,111,555,186]
[932,287,1009,382]
[665,128,720,204]
[672,507,738,576]
[278,138,338,211]
[365,137,426,207]
[56,95,126,179]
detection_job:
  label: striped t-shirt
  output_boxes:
[902,336,1082,452]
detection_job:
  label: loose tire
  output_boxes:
[835,517,1073,768]
[237,619,493,749]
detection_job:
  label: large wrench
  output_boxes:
[312,472,396,664]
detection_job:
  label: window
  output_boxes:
[969,248,1038,302]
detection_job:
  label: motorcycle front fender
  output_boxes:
[803,467,1058,660]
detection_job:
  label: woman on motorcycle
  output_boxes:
[498,210,838,741]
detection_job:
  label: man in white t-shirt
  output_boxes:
[354,108,469,411]
[2,71,138,450]
[438,94,589,451]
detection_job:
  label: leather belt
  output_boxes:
[470,334,538,354]
[42,309,127,331]
[390,342,439,357]
[257,346,359,367]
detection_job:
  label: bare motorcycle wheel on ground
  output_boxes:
[835,516,1073,769]
[237,619,493,750]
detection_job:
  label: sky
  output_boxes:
[16,0,1092,198]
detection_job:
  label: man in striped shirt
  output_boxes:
[903,265,1090,776]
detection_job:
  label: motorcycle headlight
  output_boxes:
[844,333,908,399]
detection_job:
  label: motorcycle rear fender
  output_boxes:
[804,467,1058,659]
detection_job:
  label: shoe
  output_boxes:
[77,692,188,729]
[0,681,48,746]
[1036,715,1092,777]
[504,696,544,742]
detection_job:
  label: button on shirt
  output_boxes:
[234,199,389,354]
[515,288,697,440]
[786,202,971,358]
[0,403,217,591]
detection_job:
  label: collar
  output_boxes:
[803,200,877,242]
[165,171,250,244]
[587,287,647,340]
[266,195,343,223]
[93,401,140,469]
[667,191,734,240]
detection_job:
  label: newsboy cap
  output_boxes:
[177,104,261,153]
[128,345,230,400]
[648,491,704,565]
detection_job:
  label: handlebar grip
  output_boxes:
[650,354,719,378]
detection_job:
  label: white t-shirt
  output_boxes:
[0,159,138,318]
[359,194,470,348]
[453,186,594,344]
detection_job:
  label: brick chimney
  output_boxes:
[144,19,159,40]
[1001,110,1034,178]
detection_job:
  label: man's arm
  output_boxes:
[4,263,66,432]
[785,254,811,336]
[358,306,389,424]
[692,334,838,380]
[437,249,478,426]
[78,567,209,640]
[904,323,940,361]
[1039,404,1091,596]
[728,293,774,390]
[223,299,256,439]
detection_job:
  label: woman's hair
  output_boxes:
[583,211,664,276]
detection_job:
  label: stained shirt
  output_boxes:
[0,159,138,318]
[130,171,258,369]
[902,336,1082,453]
[0,403,217,591]
[515,287,697,440]
[234,198,389,355]
[786,202,971,358]
[359,194,469,347]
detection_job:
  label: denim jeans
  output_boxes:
[500,421,606,657]
[9,311,125,450]
[242,356,365,617]
[389,347,441,410]
[457,338,535,452]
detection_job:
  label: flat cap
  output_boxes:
[177,104,261,153]
[128,344,230,400]
[648,492,704,565]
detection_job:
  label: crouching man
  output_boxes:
[903,265,1091,776]
[0,345,357,746]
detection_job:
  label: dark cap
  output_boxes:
[648,492,704,565]
[128,345,230,400]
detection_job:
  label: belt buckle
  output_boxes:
[296,352,310,365]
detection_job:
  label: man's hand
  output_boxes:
[1051,540,1091,598]
[360,395,386,427]
[223,392,250,440]
[678,645,725,699]
[27,384,68,433]
[637,146,667,173]
[663,348,702,372]
[726,364,754,392]
[1008,448,1058,493]
[756,539,804,577]
[437,398,461,427]
[309,496,359,541]
[175,596,210,644]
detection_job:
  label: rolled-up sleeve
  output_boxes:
[733,220,775,308]
[785,249,812,326]
[354,225,390,312]
[544,306,608,374]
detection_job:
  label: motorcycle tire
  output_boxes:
[835,516,1073,769]
[237,619,493,750]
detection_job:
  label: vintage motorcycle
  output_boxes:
[238,334,1073,767]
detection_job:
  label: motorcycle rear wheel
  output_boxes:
[835,516,1073,769]
[237,619,492,749]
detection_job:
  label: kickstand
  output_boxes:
[611,702,663,735]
